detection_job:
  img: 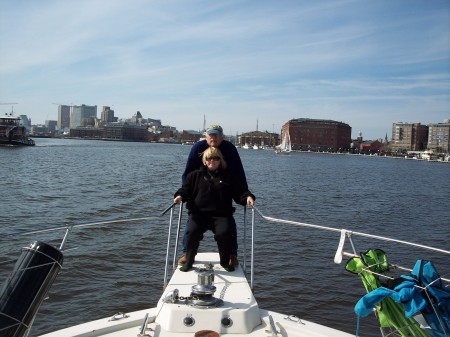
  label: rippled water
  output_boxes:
[0,138,449,337]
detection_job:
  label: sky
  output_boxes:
[0,0,449,140]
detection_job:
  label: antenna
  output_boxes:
[0,103,18,115]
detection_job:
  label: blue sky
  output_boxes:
[1,0,449,140]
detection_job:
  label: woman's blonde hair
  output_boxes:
[201,147,227,169]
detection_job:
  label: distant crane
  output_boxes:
[52,103,76,107]
[51,102,76,115]
[52,103,77,128]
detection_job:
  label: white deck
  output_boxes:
[38,253,355,337]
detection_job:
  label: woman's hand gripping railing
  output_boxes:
[161,202,184,289]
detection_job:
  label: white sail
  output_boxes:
[275,130,291,154]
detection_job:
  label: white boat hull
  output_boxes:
[39,253,354,337]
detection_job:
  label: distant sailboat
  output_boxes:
[199,115,206,142]
[275,130,291,154]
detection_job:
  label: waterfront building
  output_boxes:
[239,131,278,148]
[180,130,202,144]
[360,139,383,155]
[69,126,102,139]
[350,131,364,152]
[45,120,57,133]
[391,122,428,151]
[57,105,71,129]
[69,123,149,141]
[70,104,97,129]
[427,121,450,154]
[31,124,49,137]
[104,123,148,141]
[282,118,351,151]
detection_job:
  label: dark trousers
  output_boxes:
[184,213,234,267]
[182,217,238,256]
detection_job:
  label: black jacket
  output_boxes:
[175,166,255,216]
[181,140,248,189]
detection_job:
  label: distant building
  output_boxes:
[239,131,278,148]
[101,106,116,124]
[70,104,97,129]
[428,121,450,153]
[31,124,49,136]
[131,111,143,125]
[69,127,102,139]
[19,115,31,130]
[391,122,428,151]
[180,130,202,143]
[45,120,57,133]
[104,123,149,141]
[70,123,149,141]
[157,128,177,143]
[57,105,71,129]
[282,118,351,151]
[145,119,163,133]
[360,139,383,154]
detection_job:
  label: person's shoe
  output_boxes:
[222,265,235,272]
[178,254,187,265]
[179,263,193,272]
[229,255,239,266]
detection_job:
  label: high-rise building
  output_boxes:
[391,122,428,151]
[428,121,450,153]
[19,115,31,130]
[70,105,97,129]
[45,120,57,132]
[101,106,115,124]
[57,105,71,129]
[131,111,143,124]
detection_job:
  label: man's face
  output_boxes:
[206,133,223,147]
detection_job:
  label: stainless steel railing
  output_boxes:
[161,203,450,288]
[1,216,158,251]
[3,205,448,286]
[251,205,450,283]
[251,205,450,256]
[161,203,256,289]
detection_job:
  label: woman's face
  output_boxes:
[205,156,221,170]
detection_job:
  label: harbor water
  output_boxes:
[0,138,449,337]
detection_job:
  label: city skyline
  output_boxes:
[1,1,449,140]
[24,105,450,144]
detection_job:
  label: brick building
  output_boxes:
[282,118,351,151]
[360,140,383,154]
[391,122,428,151]
[427,122,450,154]
[180,130,202,143]
[239,131,278,148]
[70,123,149,141]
